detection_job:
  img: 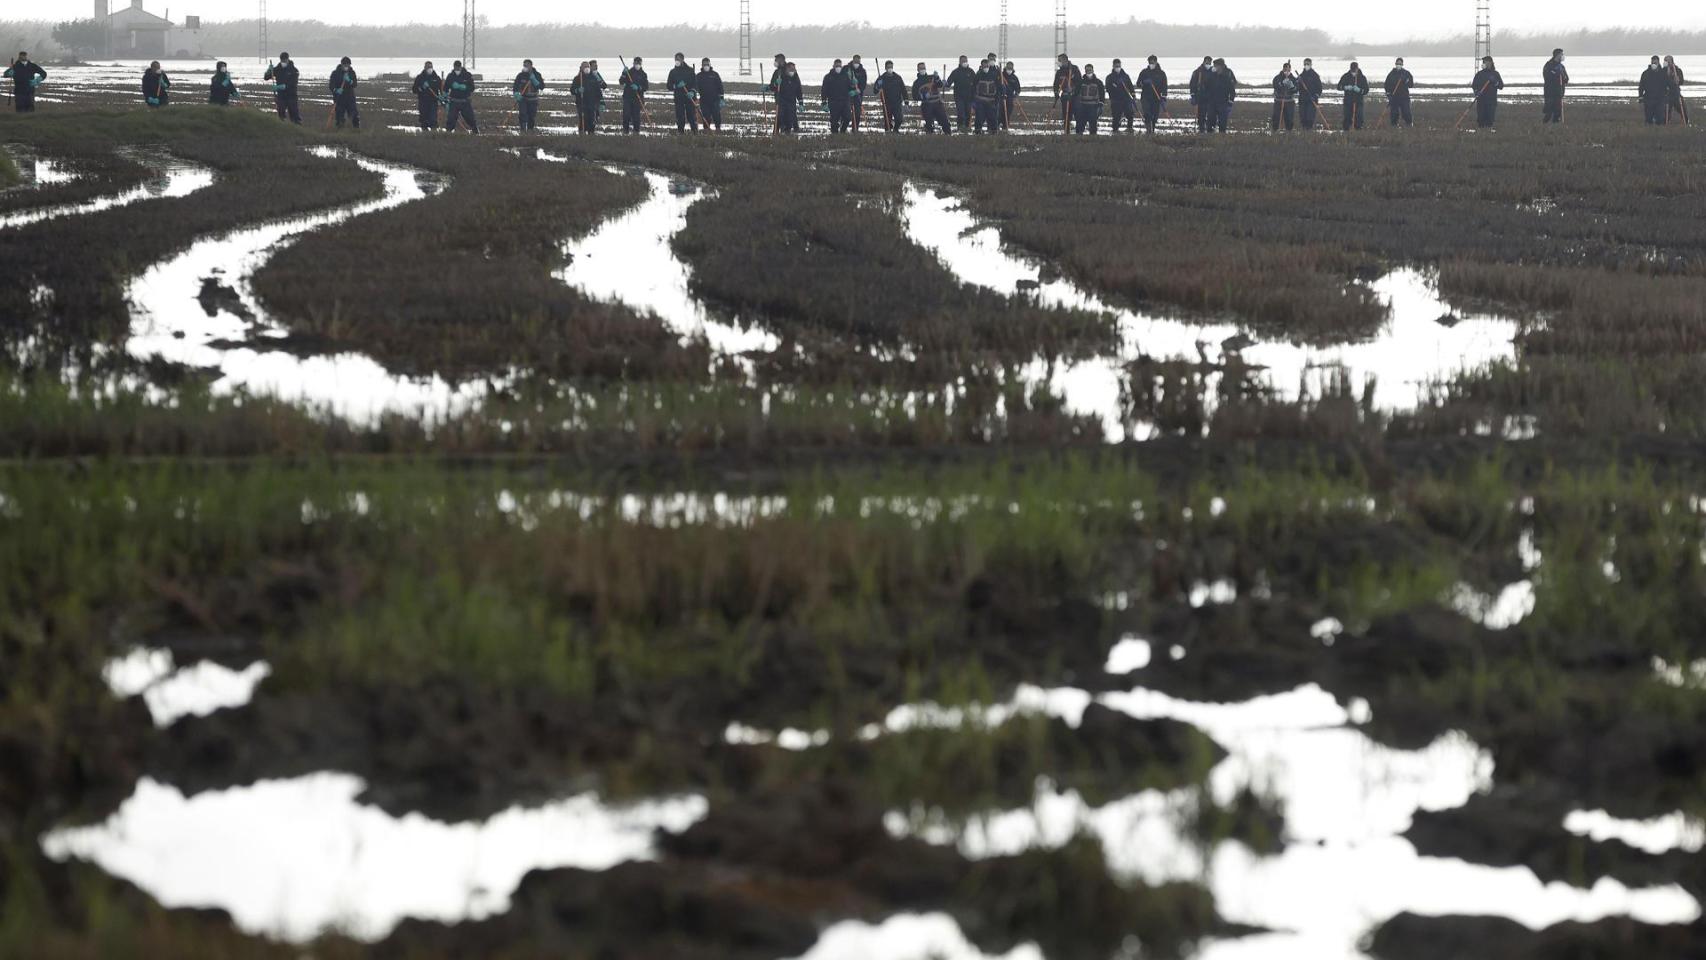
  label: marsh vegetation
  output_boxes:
[3,90,1706,958]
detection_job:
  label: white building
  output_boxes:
[96,0,203,59]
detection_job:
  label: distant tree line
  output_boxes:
[4,18,1705,62]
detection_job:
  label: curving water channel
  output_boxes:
[528,149,779,361]
[122,147,747,421]
[119,146,500,423]
[900,184,1523,441]
[0,148,213,230]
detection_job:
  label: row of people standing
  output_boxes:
[19,50,1697,136]
[1054,55,1404,135]
[560,56,729,133]
[766,52,1030,135]
[1049,55,1173,134]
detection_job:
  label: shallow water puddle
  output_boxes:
[787,912,1042,960]
[122,146,487,423]
[863,676,1696,956]
[1652,655,1706,690]
[103,647,271,728]
[1448,578,1537,630]
[1563,809,1705,855]
[552,163,777,359]
[900,184,1521,440]
[41,773,708,942]
[1,151,78,187]
[0,148,212,230]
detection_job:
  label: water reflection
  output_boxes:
[788,913,1042,960]
[102,647,271,728]
[41,773,708,942]
[1,152,78,187]
[900,184,1522,440]
[880,679,1698,957]
[729,664,1693,955]
[552,163,778,361]
[1563,809,1705,855]
[0,147,213,230]
[122,146,493,423]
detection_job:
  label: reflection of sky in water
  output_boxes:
[1564,808,1705,855]
[102,647,271,728]
[122,146,496,424]
[901,184,1522,441]
[728,642,1696,958]
[787,912,1042,960]
[555,165,778,359]
[41,774,708,942]
[873,671,1699,958]
[878,677,1699,958]
[0,148,212,230]
[125,148,766,420]
[1,153,79,187]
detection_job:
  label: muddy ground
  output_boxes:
[3,90,1706,959]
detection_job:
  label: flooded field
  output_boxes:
[3,89,1706,960]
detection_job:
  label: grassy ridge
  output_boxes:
[249,134,711,382]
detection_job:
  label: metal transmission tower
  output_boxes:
[997,0,1009,65]
[462,0,477,68]
[739,0,752,76]
[1474,0,1491,69]
[1053,0,1068,60]
[257,0,267,63]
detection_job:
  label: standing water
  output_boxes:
[901,184,1521,440]
[120,146,500,423]
[0,148,212,230]
[552,162,778,359]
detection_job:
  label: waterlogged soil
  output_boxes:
[5,103,1706,959]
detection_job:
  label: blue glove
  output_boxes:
[30,75,42,88]
[147,96,160,105]
[274,83,286,92]
[513,91,523,101]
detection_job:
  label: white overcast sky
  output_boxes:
[40,0,1706,44]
